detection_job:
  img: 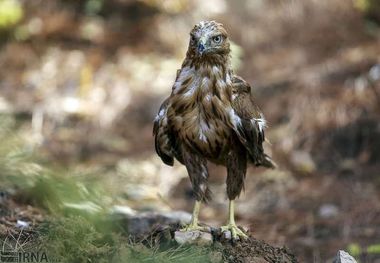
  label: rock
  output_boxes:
[290,150,316,173]
[219,227,250,242]
[110,206,192,235]
[369,64,380,81]
[222,230,232,240]
[126,212,190,235]
[333,250,357,263]
[16,220,30,229]
[174,230,213,245]
[318,204,339,219]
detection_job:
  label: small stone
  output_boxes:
[223,230,232,240]
[369,64,380,81]
[290,150,316,173]
[319,204,339,218]
[16,220,30,229]
[333,250,357,263]
[174,230,213,245]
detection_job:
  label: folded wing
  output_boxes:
[153,98,184,166]
[229,75,276,168]
[153,98,175,166]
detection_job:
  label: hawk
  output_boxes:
[153,21,275,239]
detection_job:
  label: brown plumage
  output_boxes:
[153,21,275,238]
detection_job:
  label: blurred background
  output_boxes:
[0,0,380,262]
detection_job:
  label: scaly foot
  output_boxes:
[180,222,209,232]
[180,200,209,232]
[220,223,248,240]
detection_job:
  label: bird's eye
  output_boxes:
[190,34,196,42]
[212,35,222,44]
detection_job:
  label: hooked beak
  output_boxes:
[197,36,207,55]
[197,43,205,54]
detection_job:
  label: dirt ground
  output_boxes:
[138,225,298,263]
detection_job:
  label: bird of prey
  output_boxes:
[153,21,275,239]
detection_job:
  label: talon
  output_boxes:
[221,224,248,240]
[180,223,208,232]
[179,200,209,232]
[221,200,248,240]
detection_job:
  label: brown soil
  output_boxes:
[217,238,297,263]
[140,225,298,263]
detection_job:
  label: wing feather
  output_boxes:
[153,98,174,166]
[230,75,276,168]
[153,98,185,166]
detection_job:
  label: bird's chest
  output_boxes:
[169,69,233,157]
[177,107,231,159]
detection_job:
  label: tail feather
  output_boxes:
[250,153,276,169]
[261,154,277,169]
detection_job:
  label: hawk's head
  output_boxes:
[188,21,230,59]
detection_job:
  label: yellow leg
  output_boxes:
[220,200,248,239]
[180,200,208,232]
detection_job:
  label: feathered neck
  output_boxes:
[182,51,232,75]
[172,53,233,104]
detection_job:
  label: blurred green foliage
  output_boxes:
[0,115,215,262]
[27,170,107,215]
[354,0,380,26]
[0,115,38,190]
[41,215,213,263]
[354,0,380,13]
[0,0,23,29]
[84,0,104,15]
[0,115,107,216]
[41,216,115,263]
[230,41,243,72]
[367,244,380,254]
[123,245,213,263]
[347,242,380,260]
[347,243,361,257]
